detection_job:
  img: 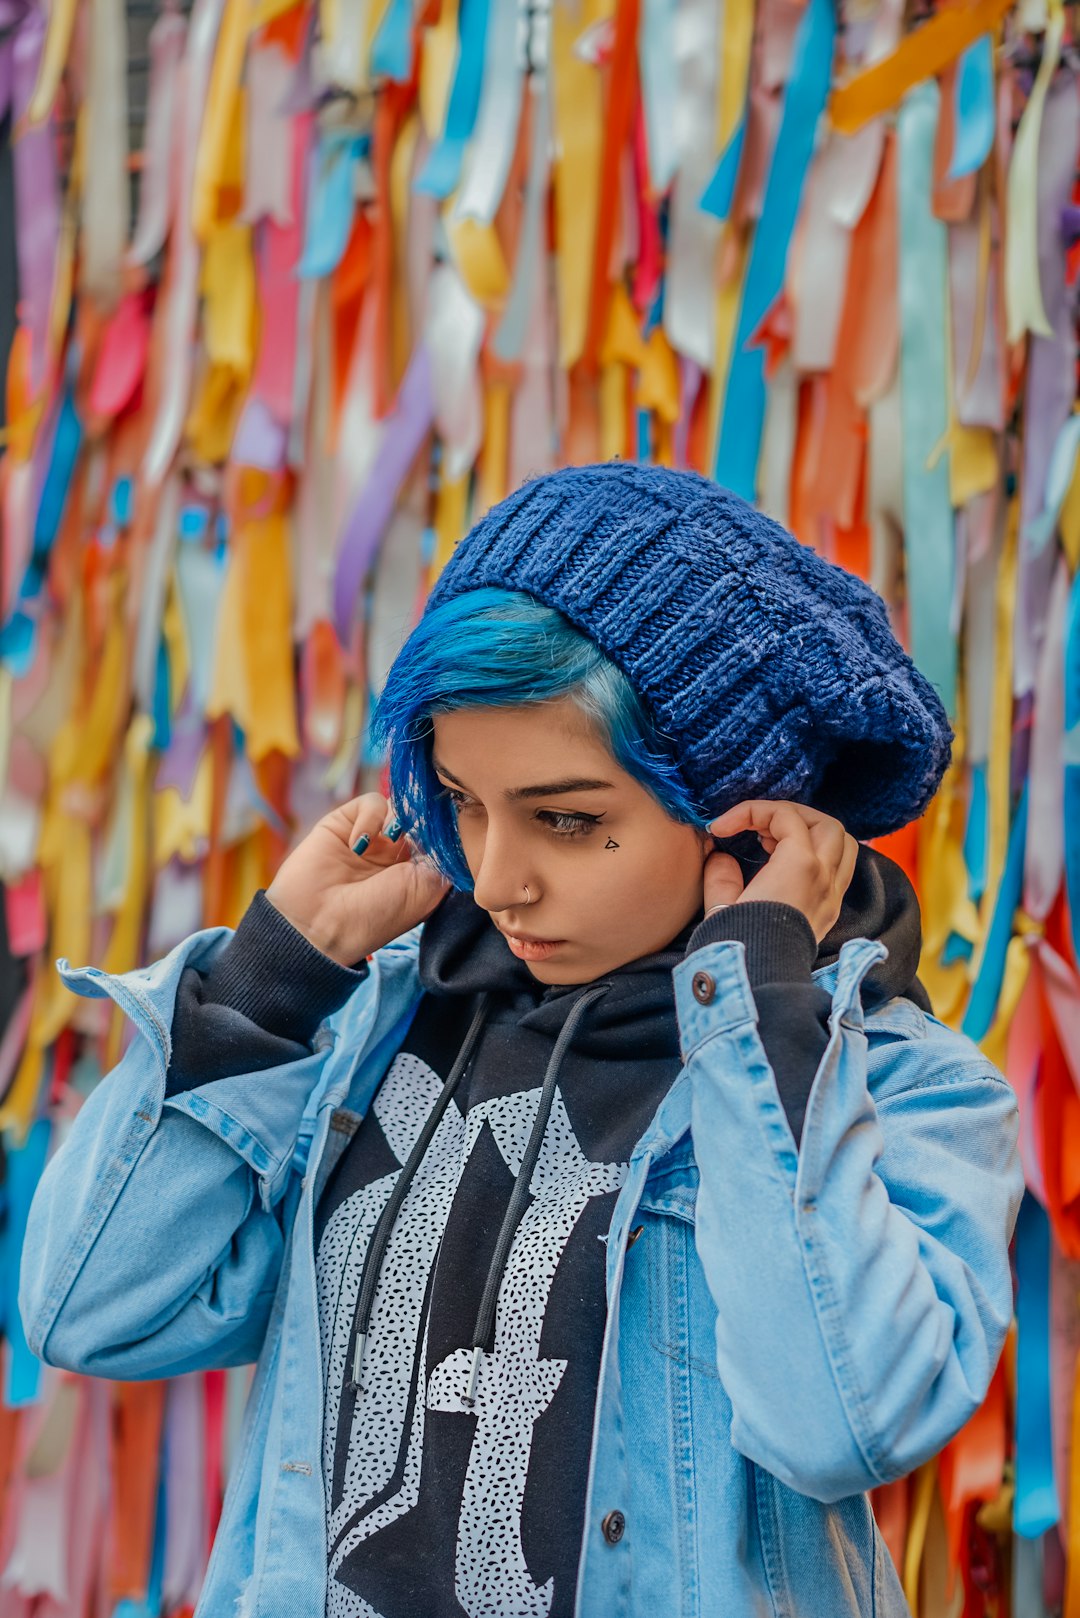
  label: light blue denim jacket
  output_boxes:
[19,921,1023,1618]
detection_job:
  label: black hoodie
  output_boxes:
[163,844,928,1618]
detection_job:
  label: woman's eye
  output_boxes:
[441,787,600,840]
[535,810,603,839]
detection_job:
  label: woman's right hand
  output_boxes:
[265,793,451,968]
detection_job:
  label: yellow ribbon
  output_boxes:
[206,489,302,762]
[830,0,1013,136]
[154,748,214,867]
[551,1,607,368]
[444,212,511,308]
[419,0,459,140]
[903,1458,940,1615]
[192,0,251,242]
[431,473,470,581]
[718,0,754,151]
[24,0,79,126]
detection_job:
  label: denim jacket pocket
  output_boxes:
[636,1183,722,1382]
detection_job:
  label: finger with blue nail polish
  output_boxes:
[351,833,370,857]
[385,817,408,842]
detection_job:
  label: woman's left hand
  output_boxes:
[703,800,859,943]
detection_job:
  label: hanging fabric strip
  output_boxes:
[639,0,678,194]
[1005,1,1063,345]
[897,79,957,717]
[1024,558,1070,923]
[452,0,522,226]
[11,12,60,398]
[492,76,550,364]
[962,779,1029,1043]
[830,0,1013,136]
[663,0,719,371]
[948,36,995,182]
[713,0,835,499]
[142,0,228,488]
[81,0,130,308]
[1014,75,1080,703]
[332,342,433,642]
[415,0,490,197]
[127,10,188,266]
[370,0,414,83]
[1064,565,1080,968]
[2,1118,50,1405]
[1014,1194,1062,1538]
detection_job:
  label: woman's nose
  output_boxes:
[470,822,531,914]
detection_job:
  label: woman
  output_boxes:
[21,462,1023,1618]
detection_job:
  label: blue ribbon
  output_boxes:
[962,778,1029,1042]
[1013,1193,1061,1538]
[414,0,491,199]
[712,0,834,498]
[948,37,995,182]
[2,1116,52,1406]
[370,0,413,83]
[0,386,82,676]
[699,120,745,222]
[298,132,368,281]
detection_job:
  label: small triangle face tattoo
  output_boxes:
[605,837,619,850]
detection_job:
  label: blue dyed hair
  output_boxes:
[371,587,703,889]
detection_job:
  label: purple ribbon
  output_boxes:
[11,7,59,396]
[332,343,434,643]
[1014,77,1080,700]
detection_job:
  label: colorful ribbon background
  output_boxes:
[0,2,1078,1613]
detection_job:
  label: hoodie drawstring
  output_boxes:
[345,979,612,1407]
[461,981,611,1405]
[346,992,491,1392]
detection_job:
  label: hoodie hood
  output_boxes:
[418,837,931,1024]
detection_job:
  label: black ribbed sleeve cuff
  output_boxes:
[199,889,369,1046]
[686,902,817,985]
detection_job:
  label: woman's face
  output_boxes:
[430,700,711,984]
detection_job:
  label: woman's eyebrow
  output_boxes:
[433,761,615,801]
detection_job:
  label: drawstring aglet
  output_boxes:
[348,1331,368,1393]
[462,1345,484,1408]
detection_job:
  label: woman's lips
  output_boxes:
[501,933,564,962]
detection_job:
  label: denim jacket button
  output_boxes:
[601,1510,626,1545]
[691,970,715,1005]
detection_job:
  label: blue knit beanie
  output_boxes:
[425,462,953,839]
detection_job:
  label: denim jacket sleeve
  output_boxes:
[18,924,422,1382]
[674,934,1024,1505]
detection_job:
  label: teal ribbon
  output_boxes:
[712,0,834,498]
[1013,1193,1061,1538]
[699,120,745,221]
[0,385,82,676]
[1064,565,1080,964]
[370,0,413,83]
[2,1115,51,1406]
[297,132,368,281]
[948,36,995,181]
[964,760,989,903]
[415,0,490,199]
[961,778,1028,1043]
[898,80,957,718]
